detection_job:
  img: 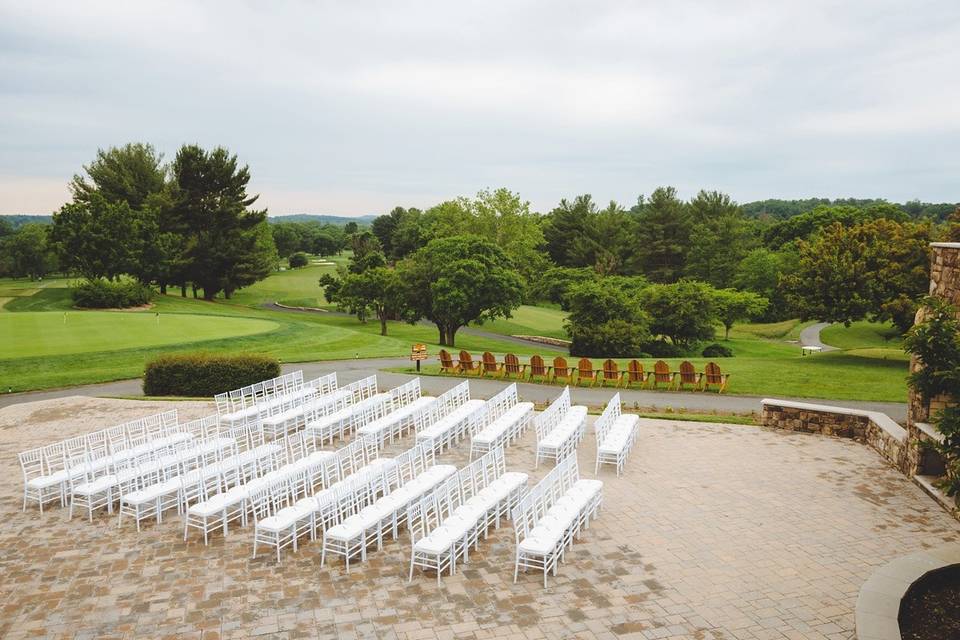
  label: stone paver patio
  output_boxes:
[1,395,957,640]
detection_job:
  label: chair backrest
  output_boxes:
[458,350,474,366]
[626,360,644,382]
[481,352,498,373]
[504,353,521,375]
[439,349,454,367]
[534,387,571,440]
[594,393,622,445]
[679,361,697,383]
[529,354,547,375]
[602,359,619,379]
[704,361,723,384]
[553,356,570,376]
[19,448,44,482]
[654,360,672,382]
[578,358,594,376]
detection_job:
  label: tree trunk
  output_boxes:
[436,323,447,346]
[448,325,458,348]
[160,283,167,295]
[181,285,187,297]
[191,284,198,299]
[725,325,731,340]
[379,313,388,336]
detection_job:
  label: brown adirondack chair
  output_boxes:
[650,360,676,389]
[552,356,575,384]
[438,349,458,374]
[458,350,482,376]
[481,351,502,377]
[600,359,623,387]
[502,353,526,379]
[702,361,731,393]
[577,357,598,387]
[528,354,551,383]
[623,360,649,389]
[675,361,702,391]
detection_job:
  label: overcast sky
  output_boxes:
[1,1,958,216]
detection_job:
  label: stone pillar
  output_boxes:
[907,242,960,474]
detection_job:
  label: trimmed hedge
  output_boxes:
[701,343,734,358]
[72,278,154,308]
[143,353,281,397]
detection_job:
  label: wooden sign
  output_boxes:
[410,343,428,361]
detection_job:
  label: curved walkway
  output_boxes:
[800,321,839,351]
[0,356,908,421]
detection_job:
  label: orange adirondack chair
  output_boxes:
[675,361,702,391]
[528,354,551,383]
[438,349,458,374]
[481,351,502,377]
[600,359,623,387]
[502,353,526,379]
[552,356,575,384]
[623,360,649,389]
[650,360,676,389]
[458,350,482,376]
[702,362,731,393]
[577,358,598,387]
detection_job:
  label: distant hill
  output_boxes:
[268,214,376,225]
[742,198,958,221]
[0,214,53,228]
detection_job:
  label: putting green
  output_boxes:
[1,311,280,359]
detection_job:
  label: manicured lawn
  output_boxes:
[819,320,903,350]
[473,305,569,340]
[225,254,348,309]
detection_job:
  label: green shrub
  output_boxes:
[288,252,309,268]
[641,339,685,358]
[568,320,648,357]
[72,278,154,308]
[143,353,281,397]
[702,343,734,358]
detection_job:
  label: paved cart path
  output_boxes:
[0,356,907,421]
[800,321,839,351]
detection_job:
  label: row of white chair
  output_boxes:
[222,373,338,432]
[356,379,435,448]
[468,384,534,461]
[261,373,360,439]
[320,444,455,571]
[534,387,588,469]
[415,381,485,455]
[512,455,603,586]
[252,437,396,562]
[20,409,187,513]
[215,370,303,417]
[408,446,528,583]
[594,393,640,476]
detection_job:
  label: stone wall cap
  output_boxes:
[930,242,960,249]
[914,421,945,443]
[762,399,907,442]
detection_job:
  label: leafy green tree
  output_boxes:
[5,224,57,280]
[167,145,274,300]
[312,231,340,257]
[712,288,769,339]
[631,186,691,282]
[348,231,387,273]
[271,223,304,258]
[732,247,797,320]
[289,252,309,268]
[51,193,137,280]
[640,280,719,349]
[321,267,406,335]
[397,235,524,346]
[344,221,359,235]
[70,143,166,211]
[543,195,597,267]
[563,280,650,356]
[685,190,755,288]
[0,218,14,239]
[761,204,908,248]
[781,219,931,333]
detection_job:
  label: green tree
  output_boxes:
[781,219,931,333]
[51,193,137,280]
[685,190,754,288]
[640,280,719,349]
[6,223,57,280]
[543,195,597,267]
[563,280,650,356]
[271,223,304,258]
[712,288,769,339]
[167,145,274,300]
[321,267,406,335]
[732,247,797,321]
[348,231,387,273]
[70,143,166,211]
[631,186,691,282]
[397,235,524,346]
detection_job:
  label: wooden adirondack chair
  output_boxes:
[481,351,502,377]
[502,353,526,379]
[623,360,649,389]
[552,356,575,384]
[458,350,482,376]
[438,349,458,374]
[675,361,702,391]
[650,360,676,389]
[528,355,551,383]
[600,359,623,387]
[577,358,598,387]
[702,361,731,393]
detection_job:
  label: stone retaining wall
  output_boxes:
[761,399,911,474]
